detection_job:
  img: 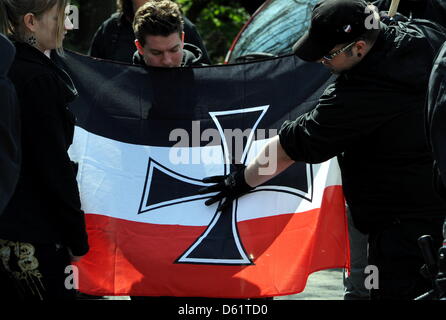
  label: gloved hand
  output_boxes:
[198,165,254,212]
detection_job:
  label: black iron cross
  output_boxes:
[138,106,313,265]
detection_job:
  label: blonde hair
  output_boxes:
[0,0,68,52]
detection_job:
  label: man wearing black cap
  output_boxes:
[199,0,446,300]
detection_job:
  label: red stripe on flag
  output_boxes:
[76,185,348,298]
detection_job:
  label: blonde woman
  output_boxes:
[0,0,89,300]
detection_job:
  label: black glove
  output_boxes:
[198,165,254,212]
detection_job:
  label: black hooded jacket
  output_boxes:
[426,42,446,200]
[132,43,206,67]
[0,34,20,215]
[279,21,446,233]
[0,42,89,256]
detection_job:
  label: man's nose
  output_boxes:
[161,53,174,66]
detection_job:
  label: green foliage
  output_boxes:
[177,0,250,63]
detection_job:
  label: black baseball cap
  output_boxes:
[293,0,376,61]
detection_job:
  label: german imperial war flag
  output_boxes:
[59,51,349,298]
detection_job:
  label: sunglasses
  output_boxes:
[323,42,356,61]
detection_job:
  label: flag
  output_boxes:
[59,52,349,298]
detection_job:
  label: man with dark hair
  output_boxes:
[199,0,446,300]
[89,0,211,64]
[0,33,20,216]
[132,0,206,67]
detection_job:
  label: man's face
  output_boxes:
[138,32,184,67]
[317,42,362,74]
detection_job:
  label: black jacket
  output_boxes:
[279,21,446,233]
[89,12,211,65]
[426,42,446,201]
[0,42,89,256]
[132,43,206,67]
[374,0,446,28]
[0,34,20,215]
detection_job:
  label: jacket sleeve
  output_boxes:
[278,83,408,164]
[22,74,89,256]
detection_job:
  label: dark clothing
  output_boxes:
[368,217,444,300]
[89,12,211,65]
[0,34,20,215]
[279,20,446,299]
[427,42,446,200]
[0,42,89,257]
[279,20,446,300]
[374,0,446,28]
[0,240,76,300]
[279,21,446,233]
[132,43,206,67]
[343,207,369,300]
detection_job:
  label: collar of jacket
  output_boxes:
[13,41,78,103]
[132,50,145,66]
[182,43,205,66]
[132,43,205,68]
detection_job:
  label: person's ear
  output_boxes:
[181,31,185,48]
[23,13,38,33]
[354,40,367,58]
[135,39,144,55]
